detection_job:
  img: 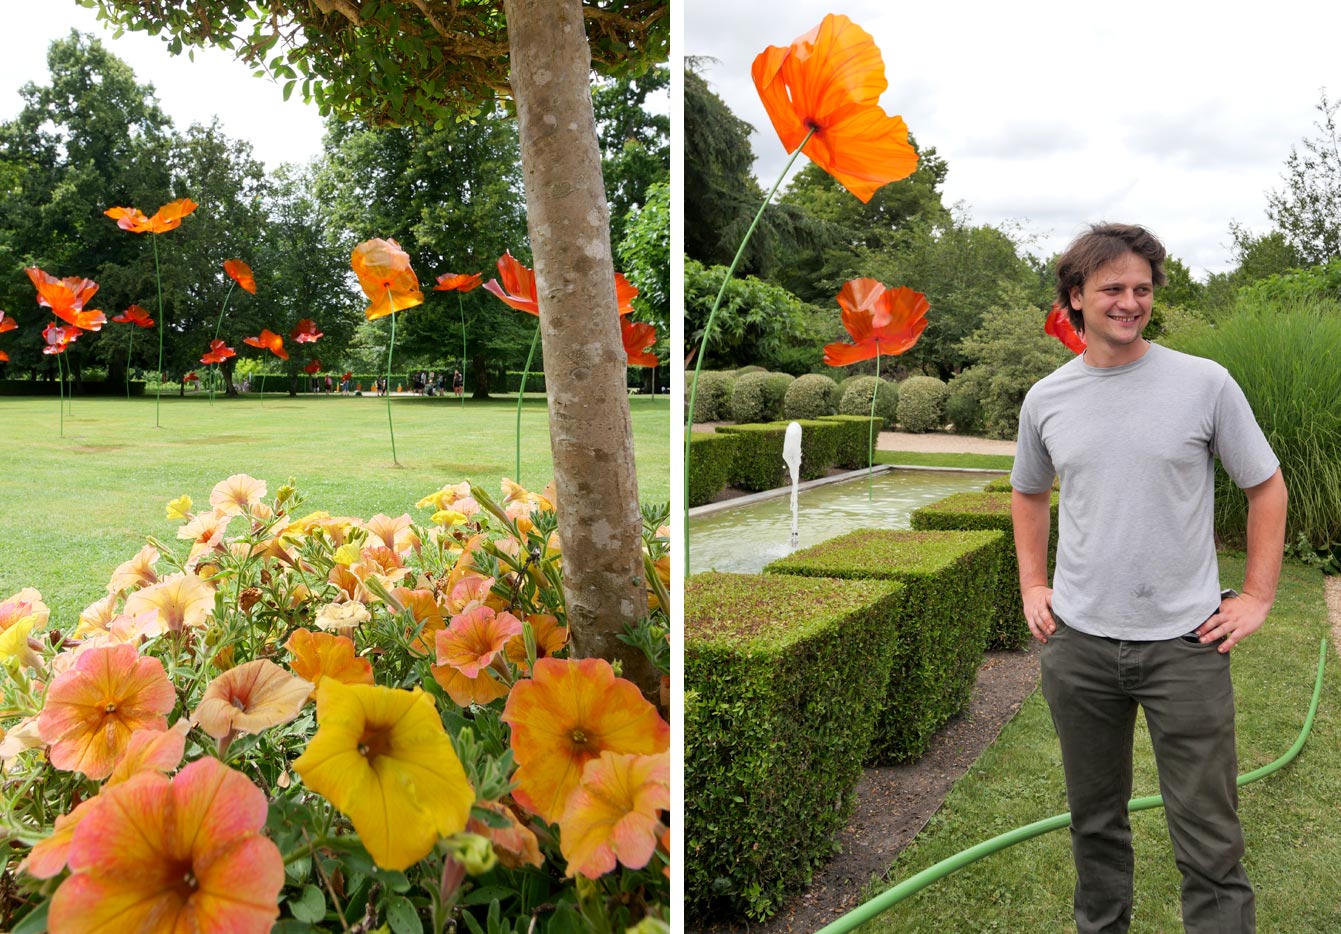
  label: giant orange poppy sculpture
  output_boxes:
[111,305,155,400]
[685,13,920,564]
[434,270,483,410]
[0,310,14,363]
[1045,302,1087,354]
[105,197,199,427]
[824,279,930,497]
[352,238,424,466]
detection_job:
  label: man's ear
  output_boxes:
[1069,285,1083,311]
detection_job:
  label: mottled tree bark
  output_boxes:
[504,0,657,699]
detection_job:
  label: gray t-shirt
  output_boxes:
[1011,342,1279,639]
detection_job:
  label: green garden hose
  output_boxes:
[815,636,1330,934]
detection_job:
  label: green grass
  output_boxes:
[875,450,1015,471]
[0,393,669,625]
[855,554,1340,933]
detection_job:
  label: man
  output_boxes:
[1010,223,1287,933]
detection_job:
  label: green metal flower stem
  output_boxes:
[385,287,400,466]
[815,636,1330,934]
[514,324,540,483]
[208,280,236,405]
[458,293,468,410]
[868,350,880,502]
[683,127,815,571]
[56,352,65,437]
[152,234,164,428]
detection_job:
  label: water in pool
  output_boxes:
[689,469,1002,575]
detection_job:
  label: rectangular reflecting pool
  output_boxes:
[688,468,1002,575]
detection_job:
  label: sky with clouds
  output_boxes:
[3,1,327,172]
[684,0,1341,279]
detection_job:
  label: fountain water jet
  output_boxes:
[783,421,803,550]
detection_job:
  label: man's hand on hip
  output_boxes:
[1196,592,1269,653]
[1023,585,1056,643]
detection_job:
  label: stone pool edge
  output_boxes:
[689,464,1010,518]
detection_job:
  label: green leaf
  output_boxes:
[11,899,50,934]
[288,884,327,923]
[386,895,424,934]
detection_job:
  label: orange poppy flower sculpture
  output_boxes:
[352,237,423,466]
[686,13,920,564]
[105,198,199,426]
[0,310,15,362]
[753,13,919,203]
[434,271,483,410]
[1046,302,1087,354]
[824,279,930,495]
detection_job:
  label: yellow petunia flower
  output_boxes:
[292,681,474,870]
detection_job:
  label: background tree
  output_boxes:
[1266,90,1341,265]
[85,0,670,698]
[618,179,670,392]
[594,65,669,249]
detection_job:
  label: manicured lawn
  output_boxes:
[0,392,669,625]
[856,554,1340,933]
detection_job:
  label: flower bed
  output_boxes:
[0,474,670,933]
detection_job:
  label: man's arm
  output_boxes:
[1197,467,1288,653]
[1011,488,1056,643]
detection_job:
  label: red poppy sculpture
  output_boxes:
[223,259,257,295]
[434,271,483,410]
[243,330,288,361]
[1045,303,1087,354]
[291,319,323,344]
[112,305,155,400]
[352,238,423,466]
[0,310,16,363]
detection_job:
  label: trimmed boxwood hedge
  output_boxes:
[690,370,735,422]
[688,432,739,506]
[686,571,906,922]
[714,423,789,491]
[782,373,840,420]
[911,491,1059,649]
[819,414,883,469]
[766,528,1001,763]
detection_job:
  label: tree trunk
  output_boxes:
[504,0,656,701]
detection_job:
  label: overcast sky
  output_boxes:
[3,1,328,171]
[685,0,1341,279]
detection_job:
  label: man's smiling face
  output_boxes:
[1070,251,1153,366]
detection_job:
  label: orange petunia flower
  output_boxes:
[483,251,638,317]
[209,473,267,516]
[47,756,284,933]
[201,338,236,365]
[467,800,544,869]
[1046,302,1087,354]
[752,14,919,202]
[111,304,154,328]
[223,258,257,294]
[104,197,198,234]
[434,271,483,292]
[243,328,288,360]
[193,659,312,740]
[501,657,670,824]
[621,318,659,368]
[390,587,448,655]
[351,238,424,320]
[505,613,569,673]
[559,751,669,878]
[285,628,375,697]
[36,643,175,780]
[122,571,215,633]
[292,681,475,871]
[823,279,929,366]
[361,512,420,555]
[291,318,323,343]
[435,605,524,679]
[106,544,160,594]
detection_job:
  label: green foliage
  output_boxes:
[896,375,948,433]
[837,376,898,427]
[766,529,1000,762]
[86,0,668,128]
[1237,257,1341,309]
[910,491,1059,649]
[1265,90,1341,265]
[950,303,1073,439]
[687,433,738,507]
[685,572,906,921]
[1166,298,1341,550]
[944,390,982,435]
[818,415,882,469]
[782,373,840,420]
[727,371,788,424]
[683,258,834,373]
[594,67,670,250]
[713,423,788,492]
[688,370,734,423]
